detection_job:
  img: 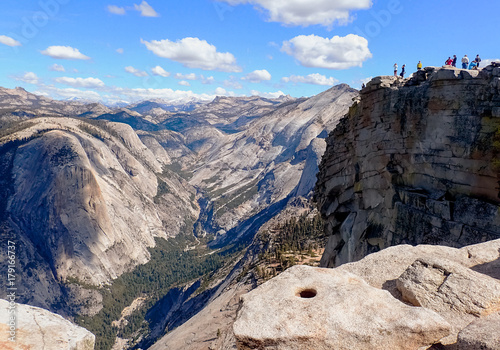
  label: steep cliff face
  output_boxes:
[0,117,197,313]
[315,65,500,267]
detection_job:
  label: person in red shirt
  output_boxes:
[445,57,453,66]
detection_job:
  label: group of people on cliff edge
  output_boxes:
[393,54,482,78]
[459,54,482,69]
[445,54,481,69]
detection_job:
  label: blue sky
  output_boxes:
[0,0,498,104]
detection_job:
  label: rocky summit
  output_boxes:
[315,66,500,267]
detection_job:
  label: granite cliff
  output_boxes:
[315,65,500,267]
[0,117,197,315]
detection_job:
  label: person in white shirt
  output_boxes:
[461,55,469,69]
[394,63,398,77]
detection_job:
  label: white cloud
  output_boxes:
[215,87,228,95]
[243,69,272,83]
[201,75,215,84]
[14,72,40,85]
[107,5,126,15]
[141,37,241,72]
[250,90,285,99]
[281,73,338,86]
[54,77,105,88]
[41,46,91,60]
[0,35,21,47]
[282,34,372,69]
[134,1,159,17]
[125,66,148,77]
[116,48,124,54]
[50,64,65,72]
[178,80,191,87]
[174,73,197,80]
[151,65,170,77]
[215,0,372,27]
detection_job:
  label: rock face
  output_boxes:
[0,117,197,314]
[0,298,95,349]
[234,265,450,350]
[234,239,500,350]
[315,66,500,267]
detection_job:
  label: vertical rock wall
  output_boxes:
[315,66,500,267]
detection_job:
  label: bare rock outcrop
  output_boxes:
[396,257,500,343]
[456,312,500,350]
[234,265,450,350]
[234,239,500,349]
[0,298,95,349]
[315,65,500,267]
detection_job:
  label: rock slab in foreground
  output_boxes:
[396,257,500,344]
[233,265,450,350]
[0,299,95,350]
[456,312,500,350]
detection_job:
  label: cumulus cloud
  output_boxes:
[116,48,124,54]
[281,73,338,86]
[243,69,272,83]
[282,34,372,69]
[0,35,21,47]
[14,72,40,85]
[151,65,170,77]
[54,77,105,88]
[134,1,159,17]
[250,90,285,99]
[107,5,126,15]
[215,0,371,27]
[215,87,228,95]
[41,46,91,60]
[178,80,191,87]
[175,73,197,80]
[125,66,148,77]
[50,64,65,72]
[141,37,241,72]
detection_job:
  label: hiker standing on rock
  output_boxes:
[417,61,422,70]
[462,55,469,69]
[445,57,453,66]
[400,64,406,78]
[394,63,398,77]
[452,55,457,67]
[475,55,481,68]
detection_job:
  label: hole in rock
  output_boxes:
[297,289,317,299]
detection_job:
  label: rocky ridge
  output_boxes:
[315,66,500,267]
